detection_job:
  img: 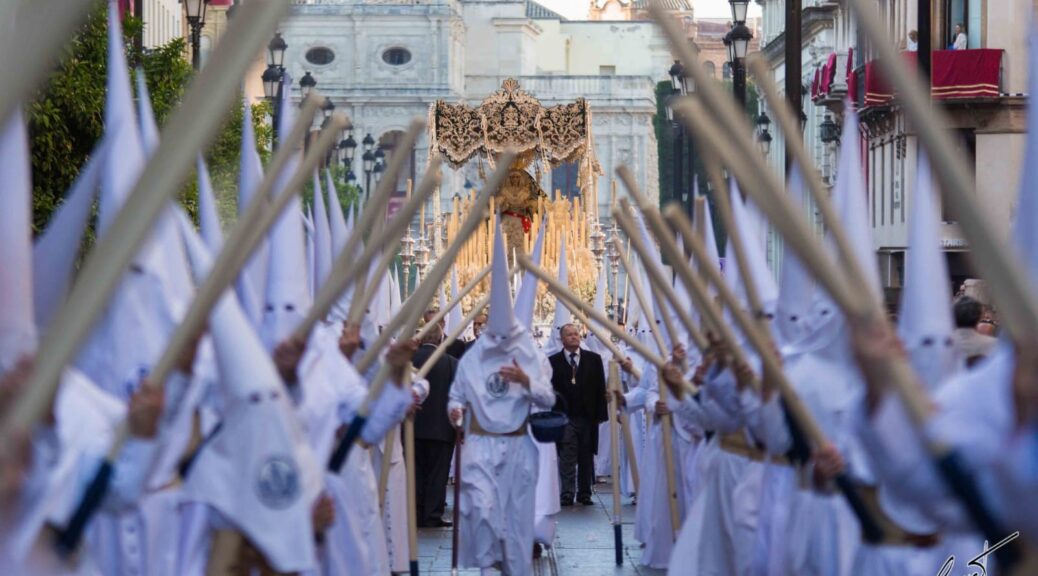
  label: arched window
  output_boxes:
[704,61,716,77]
[722,62,732,80]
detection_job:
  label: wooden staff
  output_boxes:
[608,360,624,566]
[378,428,396,512]
[649,0,934,445]
[0,0,95,126]
[552,295,640,493]
[695,152,770,332]
[615,201,759,394]
[341,161,442,328]
[327,152,516,473]
[297,121,425,340]
[608,231,681,537]
[519,255,697,396]
[846,2,1034,564]
[53,102,335,555]
[415,296,489,380]
[844,1,1038,344]
[660,204,885,543]
[610,205,709,353]
[413,265,491,343]
[557,298,641,381]
[2,0,295,443]
[404,374,419,576]
[450,427,463,576]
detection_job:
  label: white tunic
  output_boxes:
[447,329,554,575]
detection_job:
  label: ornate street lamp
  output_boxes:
[819,114,839,144]
[184,0,209,70]
[267,32,287,69]
[340,133,357,168]
[756,110,772,133]
[729,0,750,24]
[362,133,375,154]
[362,148,376,200]
[757,128,773,156]
[263,33,288,150]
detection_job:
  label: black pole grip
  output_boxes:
[614,522,623,565]
[54,460,114,557]
[935,449,1020,570]
[833,472,885,544]
[327,414,367,473]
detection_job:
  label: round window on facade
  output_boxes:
[382,47,412,66]
[305,47,335,66]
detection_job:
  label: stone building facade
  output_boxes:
[274,0,679,221]
[758,0,1030,305]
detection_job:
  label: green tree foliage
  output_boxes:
[26,4,274,239]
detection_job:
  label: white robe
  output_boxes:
[371,433,408,573]
[447,330,555,575]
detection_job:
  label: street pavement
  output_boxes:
[415,479,665,575]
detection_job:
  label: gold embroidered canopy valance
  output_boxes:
[428,78,601,182]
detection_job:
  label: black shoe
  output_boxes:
[430,518,452,528]
[577,497,594,506]
[560,499,574,507]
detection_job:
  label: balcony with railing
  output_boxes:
[843,49,1005,110]
[515,75,657,109]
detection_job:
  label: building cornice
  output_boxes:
[760,3,836,65]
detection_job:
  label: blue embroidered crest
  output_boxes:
[255,455,300,510]
[485,372,509,398]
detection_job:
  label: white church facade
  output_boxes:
[277,0,682,217]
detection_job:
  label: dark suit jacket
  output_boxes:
[548,348,608,452]
[412,344,458,444]
[446,339,468,360]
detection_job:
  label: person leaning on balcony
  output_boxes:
[953,23,968,50]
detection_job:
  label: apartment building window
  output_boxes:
[599,65,616,76]
[704,61,716,77]
[944,0,983,48]
[889,141,897,225]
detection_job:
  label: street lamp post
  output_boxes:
[184,0,209,71]
[819,114,839,182]
[756,111,773,157]
[668,60,696,218]
[361,133,375,200]
[727,1,753,108]
[262,33,288,150]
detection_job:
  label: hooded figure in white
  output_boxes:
[0,107,150,576]
[448,218,555,575]
[174,220,321,574]
[236,98,268,327]
[851,21,1038,568]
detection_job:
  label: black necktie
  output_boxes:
[570,353,578,384]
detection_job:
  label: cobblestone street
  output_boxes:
[416,479,665,575]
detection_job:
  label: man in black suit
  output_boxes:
[412,323,459,527]
[548,323,608,506]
